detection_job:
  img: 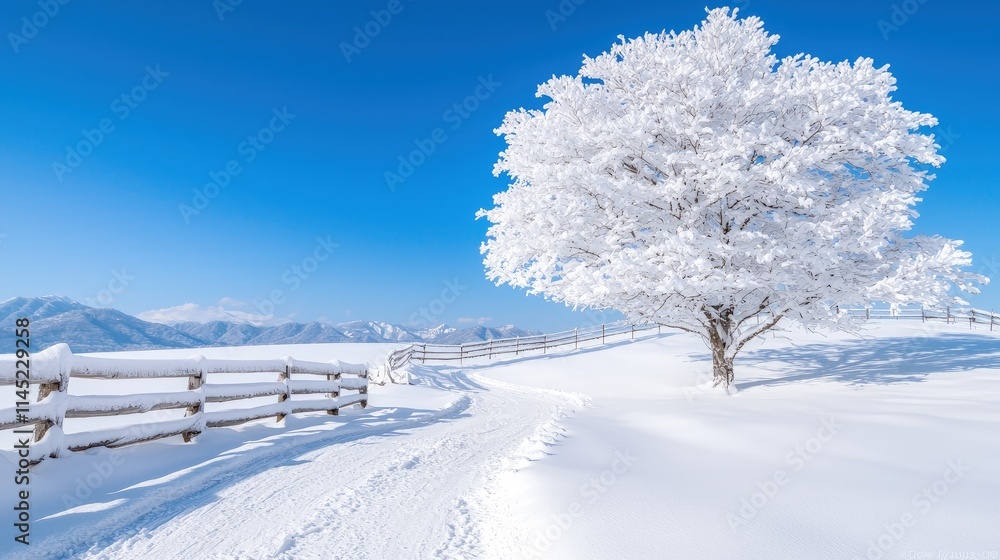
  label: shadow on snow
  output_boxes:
[736,332,1000,389]
[20,379,478,560]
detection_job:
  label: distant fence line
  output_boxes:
[0,344,368,463]
[379,306,1000,382]
[840,305,999,328]
[379,322,662,382]
[6,305,996,459]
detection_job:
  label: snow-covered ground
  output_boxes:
[2,322,999,559]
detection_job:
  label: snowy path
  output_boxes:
[13,368,581,560]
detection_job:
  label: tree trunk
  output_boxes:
[708,313,735,388]
[711,342,735,388]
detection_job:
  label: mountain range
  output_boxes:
[0,296,540,353]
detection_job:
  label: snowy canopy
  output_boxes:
[479,8,984,377]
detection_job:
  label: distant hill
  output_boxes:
[0,297,205,353]
[431,325,540,345]
[333,320,423,343]
[0,296,541,353]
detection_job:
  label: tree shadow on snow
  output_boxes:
[736,332,1000,389]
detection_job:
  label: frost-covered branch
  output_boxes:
[479,7,986,388]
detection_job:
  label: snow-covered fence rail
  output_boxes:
[0,344,368,463]
[841,305,999,330]
[417,322,660,363]
[377,306,1000,383]
[370,346,415,385]
[379,322,662,382]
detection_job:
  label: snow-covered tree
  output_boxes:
[478,7,985,388]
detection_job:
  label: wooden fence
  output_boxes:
[0,344,368,463]
[841,305,1000,329]
[381,322,662,380]
[379,306,1000,382]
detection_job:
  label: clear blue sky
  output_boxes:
[1,0,997,331]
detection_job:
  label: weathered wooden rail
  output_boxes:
[379,322,662,382]
[378,306,1000,383]
[842,305,1000,329]
[0,344,368,463]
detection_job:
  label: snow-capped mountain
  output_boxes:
[414,324,458,341]
[239,322,351,345]
[0,294,83,319]
[0,296,206,353]
[0,297,541,352]
[334,320,424,343]
[169,321,267,346]
[169,321,352,346]
[431,325,540,345]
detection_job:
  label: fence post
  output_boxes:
[658,324,661,334]
[33,345,72,449]
[489,339,493,359]
[276,365,291,423]
[34,379,64,443]
[516,337,520,356]
[921,305,925,322]
[358,371,368,409]
[575,328,579,350]
[946,306,951,324]
[602,324,606,345]
[866,306,870,320]
[327,372,340,416]
[543,334,547,354]
[991,309,995,332]
[631,324,635,339]
[182,357,206,443]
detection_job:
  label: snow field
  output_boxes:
[477,321,1000,559]
[2,322,998,559]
